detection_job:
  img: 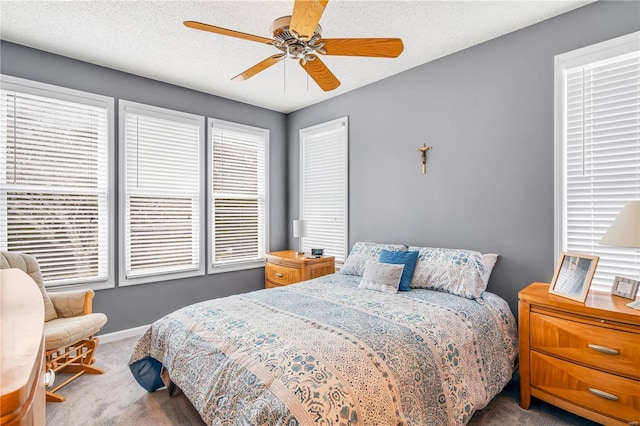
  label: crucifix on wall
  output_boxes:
[417,143,432,174]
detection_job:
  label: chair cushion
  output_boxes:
[49,289,94,318]
[44,313,107,351]
[1,252,58,321]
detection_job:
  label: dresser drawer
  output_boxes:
[265,262,301,286]
[530,312,640,379]
[530,351,640,423]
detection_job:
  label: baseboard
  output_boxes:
[98,324,149,344]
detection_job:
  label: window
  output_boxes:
[300,117,348,264]
[209,119,268,271]
[120,101,204,285]
[555,32,640,293]
[0,75,113,289]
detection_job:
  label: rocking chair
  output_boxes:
[0,252,108,402]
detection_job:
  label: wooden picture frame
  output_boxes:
[549,252,599,303]
[611,276,640,300]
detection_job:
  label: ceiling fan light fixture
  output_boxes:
[271,15,325,61]
[271,16,322,42]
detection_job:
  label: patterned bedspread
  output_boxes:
[129,274,518,426]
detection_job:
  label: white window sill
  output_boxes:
[119,267,205,287]
[46,279,114,293]
[208,260,265,275]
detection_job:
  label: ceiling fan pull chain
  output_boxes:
[283,51,286,93]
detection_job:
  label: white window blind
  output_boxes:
[120,101,204,284]
[0,76,113,288]
[300,117,348,263]
[556,32,640,293]
[209,119,267,269]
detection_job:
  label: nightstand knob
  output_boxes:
[275,273,283,277]
[588,387,619,401]
[588,344,619,355]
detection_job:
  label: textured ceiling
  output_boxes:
[0,0,593,113]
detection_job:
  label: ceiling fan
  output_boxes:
[184,0,404,91]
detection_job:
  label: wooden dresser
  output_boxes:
[265,250,335,288]
[519,282,640,425]
[1,269,46,426]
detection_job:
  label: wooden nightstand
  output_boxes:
[519,282,640,425]
[265,250,335,289]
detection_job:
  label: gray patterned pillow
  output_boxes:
[340,242,407,276]
[358,262,404,294]
[408,246,486,299]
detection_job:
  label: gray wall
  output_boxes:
[2,0,639,331]
[0,41,289,334]
[287,0,640,316]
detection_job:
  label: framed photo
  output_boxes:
[611,276,640,300]
[549,252,599,303]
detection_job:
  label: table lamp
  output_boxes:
[600,200,640,302]
[292,219,307,255]
[600,200,640,248]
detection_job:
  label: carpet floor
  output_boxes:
[46,335,597,425]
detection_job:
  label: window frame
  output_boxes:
[554,31,640,293]
[207,118,269,274]
[118,100,205,286]
[0,74,115,291]
[299,116,349,264]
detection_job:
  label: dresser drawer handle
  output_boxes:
[588,388,619,401]
[588,344,619,355]
[275,273,283,277]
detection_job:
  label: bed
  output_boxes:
[129,243,518,425]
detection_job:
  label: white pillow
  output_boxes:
[408,246,486,299]
[340,242,407,276]
[358,262,405,294]
[481,254,499,287]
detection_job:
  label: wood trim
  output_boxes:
[518,299,531,409]
[83,291,94,315]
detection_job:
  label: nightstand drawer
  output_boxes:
[265,262,301,286]
[530,312,640,379]
[264,251,335,289]
[531,351,640,423]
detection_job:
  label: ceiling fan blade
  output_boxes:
[289,0,328,40]
[232,54,286,81]
[321,38,404,58]
[300,56,340,91]
[184,21,273,45]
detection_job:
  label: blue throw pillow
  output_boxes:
[379,250,419,291]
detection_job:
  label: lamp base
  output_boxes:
[296,237,305,256]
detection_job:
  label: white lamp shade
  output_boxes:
[600,200,640,248]
[292,219,308,238]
